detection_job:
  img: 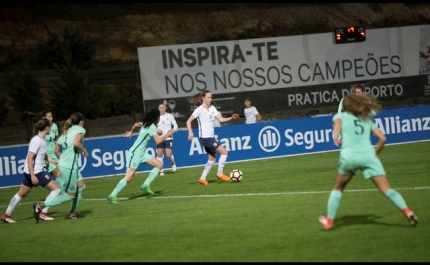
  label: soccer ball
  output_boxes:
[230,169,243,182]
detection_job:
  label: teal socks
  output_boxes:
[42,193,74,208]
[385,189,407,210]
[143,168,160,186]
[70,185,86,214]
[327,190,342,219]
[110,178,128,197]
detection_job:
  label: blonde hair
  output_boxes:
[61,112,85,135]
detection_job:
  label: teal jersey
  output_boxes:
[333,112,377,157]
[129,124,157,157]
[58,125,86,170]
[45,123,58,158]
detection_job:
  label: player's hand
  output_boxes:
[188,131,194,140]
[83,150,89,158]
[124,131,132,138]
[167,129,175,136]
[333,138,342,146]
[157,128,163,135]
[31,175,39,186]
[231,114,239,119]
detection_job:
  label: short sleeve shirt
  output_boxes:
[244,106,259,124]
[24,134,47,174]
[58,125,86,170]
[129,123,158,157]
[191,105,218,138]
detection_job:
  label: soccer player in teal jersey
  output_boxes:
[107,108,175,204]
[33,112,89,221]
[319,93,417,230]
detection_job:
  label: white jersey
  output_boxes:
[244,106,259,124]
[24,134,47,174]
[213,111,221,128]
[157,112,178,140]
[191,105,218,138]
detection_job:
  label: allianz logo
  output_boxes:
[258,126,281,152]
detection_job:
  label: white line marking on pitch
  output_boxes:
[1,186,428,208]
[84,186,430,201]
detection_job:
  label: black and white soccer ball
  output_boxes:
[230,169,243,182]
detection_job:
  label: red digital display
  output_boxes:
[334,26,366,44]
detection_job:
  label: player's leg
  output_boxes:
[68,171,85,218]
[319,157,354,230]
[39,180,61,221]
[197,138,217,185]
[140,155,162,195]
[34,169,76,222]
[107,167,137,203]
[364,157,417,225]
[108,152,140,203]
[370,175,417,226]
[215,144,230,181]
[2,183,31,223]
[165,140,176,172]
[156,143,165,176]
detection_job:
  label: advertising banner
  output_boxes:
[1,105,429,188]
[138,24,430,120]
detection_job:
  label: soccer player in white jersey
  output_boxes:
[244,98,262,124]
[186,90,240,186]
[2,118,61,223]
[156,102,178,176]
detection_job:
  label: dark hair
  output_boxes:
[37,110,52,120]
[25,110,52,121]
[61,112,85,135]
[188,90,211,106]
[32,118,51,137]
[142,108,160,128]
[343,94,380,120]
[244,98,251,102]
[351,84,365,93]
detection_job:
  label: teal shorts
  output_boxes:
[337,155,386,179]
[126,152,153,169]
[58,166,80,194]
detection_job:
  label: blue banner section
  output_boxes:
[1,105,429,188]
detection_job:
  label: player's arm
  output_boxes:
[125,122,143,138]
[54,143,61,159]
[27,151,38,185]
[153,129,175,145]
[186,115,196,140]
[171,115,178,131]
[46,154,58,165]
[255,113,262,122]
[73,133,89,158]
[332,118,342,146]
[372,127,386,156]
[216,113,239,123]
